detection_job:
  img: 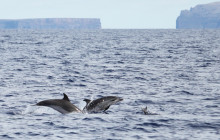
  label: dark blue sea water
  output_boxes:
[0,29,220,140]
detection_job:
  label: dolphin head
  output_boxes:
[36,101,48,106]
[116,97,123,102]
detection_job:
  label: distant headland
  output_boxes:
[0,18,101,29]
[176,2,220,29]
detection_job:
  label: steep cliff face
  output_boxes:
[0,18,101,29]
[176,2,220,29]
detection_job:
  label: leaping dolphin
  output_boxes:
[83,96,123,113]
[36,93,82,114]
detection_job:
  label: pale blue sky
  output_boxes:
[0,0,219,29]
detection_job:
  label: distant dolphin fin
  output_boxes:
[83,99,91,105]
[63,93,70,102]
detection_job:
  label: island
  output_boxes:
[176,2,220,29]
[0,18,101,29]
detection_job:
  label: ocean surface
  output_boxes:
[0,29,220,140]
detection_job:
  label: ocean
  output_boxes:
[0,29,220,140]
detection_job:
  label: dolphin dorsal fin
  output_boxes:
[63,93,70,102]
[83,99,91,105]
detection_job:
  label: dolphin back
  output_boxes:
[36,99,81,114]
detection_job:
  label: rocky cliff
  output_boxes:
[0,18,101,29]
[176,2,220,29]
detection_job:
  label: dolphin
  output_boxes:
[36,93,82,114]
[83,96,123,113]
[142,106,149,115]
[142,106,159,115]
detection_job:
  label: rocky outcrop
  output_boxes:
[0,18,101,29]
[176,2,220,29]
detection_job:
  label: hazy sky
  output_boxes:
[0,0,219,29]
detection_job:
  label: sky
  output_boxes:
[0,0,219,29]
